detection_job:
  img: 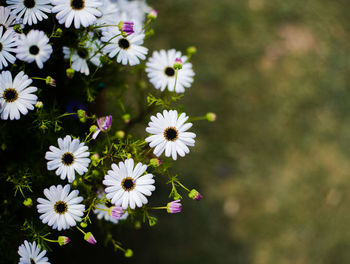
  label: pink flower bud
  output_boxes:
[166,200,182,214]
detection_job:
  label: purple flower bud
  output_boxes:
[188,189,203,201]
[58,236,71,246]
[119,21,134,36]
[173,58,183,70]
[84,232,97,245]
[166,200,182,214]
[110,206,125,220]
[147,9,158,20]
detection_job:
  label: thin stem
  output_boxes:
[76,226,86,235]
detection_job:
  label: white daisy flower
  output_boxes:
[52,0,102,29]
[0,6,16,28]
[18,240,50,264]
[16,29,52,69]
[101,27,148,66]
[63,42,101,76]
[94,198,129,224]
[37,184,85,231]
[96,0,119,26]
[0,71,37,120]
[146,49,195,93]
[103,158,155,209]
[0,26,17,70]
[145,110,196,160]
[45,135,91,183]
[6,0,52,26]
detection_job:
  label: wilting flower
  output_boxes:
[92,115,112,139]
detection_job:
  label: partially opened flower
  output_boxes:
[18,240,50,264]
[94,195,128,224]
[52,0,102,29]
[145,110,196,160]
[45,135,91,183]
[167,199,182,214]
[37,184,85,231]
[101,27,148,66]
[92,115,112,139]
[16,29,52,69]
[118,21,134,36]
[103,158,155,209]
[0,71,38,120]
[6,0,52,26]
[146,49,195,93]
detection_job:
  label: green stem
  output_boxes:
[76,226,86,235]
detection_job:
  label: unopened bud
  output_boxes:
[150,158,161,167]
[58,236,70,246]
[124,249,133,258]
[55,28,63,37]
[35,101,43,109]
[84,232,97,244]
[115,130,125,139]
[80,222,87,228]
[206,112,216,122]
[90,125,98,133]
[23,198,33,207]
[147,9,158,20]
[187,46,197,56]
[173,58,183,70]
[66,68,75,79]
[77,109,87,123]
[166,200,182,214]
[188,189,203,201]
[45,76,56,87]
[122,113,131,124]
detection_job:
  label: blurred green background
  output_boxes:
[129,0,350,263]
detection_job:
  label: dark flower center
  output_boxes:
[164,67,175,77]
[71,0,84,10]
[24,0,36,8]
[77,48,88,59]
[164,127,178,141]
[105,201,113,208]
[30,258,36,264]
[54,201,68,214]
[121,177,135,191]
[118,38,130,49]
[0,42,3,52]
[62,152,74,166]
[29,45,39,55]
[3,88,18,103]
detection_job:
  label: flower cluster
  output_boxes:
[0,0,212,262]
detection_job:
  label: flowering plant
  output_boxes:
[0,0,214,262]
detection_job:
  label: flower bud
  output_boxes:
[55,28,63,36]
[35,101,43,109]
[66,68,75,79]
[80,222,87,228]
[166,200,182,214]
[124,249,133,258]
[45,76,56,87]
[122,113,131,124]
[110,206,125,220]
[187,46,197,56]
[206,112,217,122]
[150,158,162,167]
[147,9,158,20]
[77,109,87,123]
[188,189,203,201]
[173,58,183,70]
[118,21,134,37]
[58,236,71,246]
[90,125,98,133]
[23,198,33,207]
[84,232,97,244]
[115,130,125,139]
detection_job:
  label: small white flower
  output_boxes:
[103,158,155,209]
[0,6,16,28]
[16,29,52,69]
[0,71,37,120]
[6,0,52,26]
[146,49,195,93]
[101,27,148,66]
[52,0,102,29]
[37,184,85,231]
[18,240,50,264]
[145,110,196,160]
[45,135,91,183]
[0,26,17,70]
[96,0,119,26]
[94,197,129,224]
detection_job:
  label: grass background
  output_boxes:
[126,0,350,263]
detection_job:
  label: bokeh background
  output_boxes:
[127,0,350,263]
